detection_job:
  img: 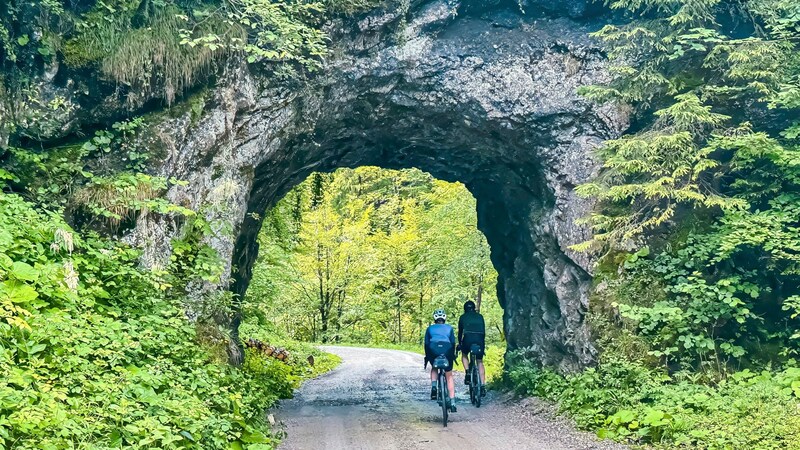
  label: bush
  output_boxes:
[0,191,286,449]
[240,320,342,379]
[508,356,800,448]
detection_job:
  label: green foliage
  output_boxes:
[4,144,91,209]
[575,0,800,371]
[481,343,504,384]
[544,5,800,445]
[63,2,230,105]
[0,190,302,449]
[323,0,385,14]
[169,216,228,289]
[74,172,194,231]
[247,167,503,347]
[578,0,800,247]
[0,0,64,66]
[3,117,152,209]
[241,320,342,379]
[509,354,800,448]
[180,0,386,67]
[4,0,384,115]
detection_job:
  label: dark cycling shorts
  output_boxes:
[461,336,485,359]
[425,340,454,372]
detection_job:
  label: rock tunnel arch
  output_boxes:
[135,0,629,373]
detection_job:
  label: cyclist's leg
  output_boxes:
[430,367,438,398]
[461,338,473,384]
[476,340,487,384]
[445,370,456,400]
[426,350,438,399]
[445,347,457,410]
[462,352,470,384]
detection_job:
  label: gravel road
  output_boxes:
[274,346,628,450]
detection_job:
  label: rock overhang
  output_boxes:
[51,0,627,372]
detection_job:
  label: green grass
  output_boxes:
[240,321,343,380]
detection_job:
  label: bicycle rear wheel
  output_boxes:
[469,363,477,405]
[474,370,482,408]
[439,371,448,427]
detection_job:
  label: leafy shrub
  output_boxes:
[0,191,289,449]
[508,355,800,448]
[482,343,504,384]
[594,230,800,376]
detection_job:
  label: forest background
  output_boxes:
[246,167,504,347]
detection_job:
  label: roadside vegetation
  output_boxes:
[1,0,799,449]
[0,186,340,448]
[504,0,800,448]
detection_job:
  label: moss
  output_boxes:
[188,91,208,125]
[63,3,238,105]
[594,249,631,280]
[212,165,225,181]
[324,0,386,15]
[134,88,211,164]
[62,0,139,68]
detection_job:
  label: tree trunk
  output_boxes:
[320,304,328,342]
[418,289,424,342]
[335,290,345,343]
[397,288,402,344]
[476,272,483,312]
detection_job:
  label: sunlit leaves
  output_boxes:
[247,167,503,345]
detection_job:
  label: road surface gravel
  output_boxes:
[275,346,629,450]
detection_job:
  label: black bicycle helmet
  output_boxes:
[463,300,476,312]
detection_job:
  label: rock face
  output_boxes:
[129,1,627,371]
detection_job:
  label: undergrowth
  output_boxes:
[508,355,800,449]
[240,321,342,380]
[0,190,333,449]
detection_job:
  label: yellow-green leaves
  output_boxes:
[8,261,39,283]
[248,167,502,345]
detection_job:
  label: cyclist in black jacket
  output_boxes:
[457,300,486,397]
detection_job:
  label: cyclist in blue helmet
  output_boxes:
[424,308,457,412]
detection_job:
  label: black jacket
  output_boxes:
[457,311,485,344]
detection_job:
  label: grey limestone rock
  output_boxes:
[89,1,627,370]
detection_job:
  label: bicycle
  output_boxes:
[466,344,483,407]
[432,355,451,427]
